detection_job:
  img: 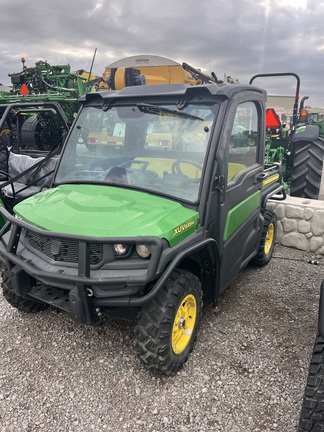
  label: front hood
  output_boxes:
[14,185,199,246]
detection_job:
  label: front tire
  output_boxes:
[134,269,202,375]
[251,209,277,267]
[299,334,324,431]
[2,269,48,313]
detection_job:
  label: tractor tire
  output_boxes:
[290,136,324,200]
[298,334,324,432]
[250,209,277,267]
[2,269,48,313]
[134,269,202,375]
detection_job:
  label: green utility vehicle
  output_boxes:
[0,82,286,374]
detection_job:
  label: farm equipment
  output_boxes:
[0,78,285,374]
[0,100,69,154]
[250,73,324,199]
[303,111,324,135]
[0,59,97,154]
[1,59,93,121]
[99,54,218,90]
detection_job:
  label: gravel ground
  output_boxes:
[0,244,322,432]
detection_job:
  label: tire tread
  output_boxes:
[250,209,277,267]
[290,138,324,199]
[134,269,202,375]
[2,269,48,313]
[299,335,324,431]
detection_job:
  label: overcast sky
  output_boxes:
[0,0,323,107]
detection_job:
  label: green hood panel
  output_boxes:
[14,185,199,246]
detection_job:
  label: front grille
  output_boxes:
[26,231,103,265]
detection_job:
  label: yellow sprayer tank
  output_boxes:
[101,55,197,90]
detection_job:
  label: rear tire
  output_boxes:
[2,269,48,313]
[134,269,202,375]
[251,209,277,267]
[290,137,324,199]
[298,334,324,432]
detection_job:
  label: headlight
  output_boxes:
[113,244,128,256]
[136,244,151,259]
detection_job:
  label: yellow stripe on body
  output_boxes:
[262,174,279,187]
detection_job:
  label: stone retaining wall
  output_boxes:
[267,196,324,255]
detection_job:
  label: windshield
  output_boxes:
[55,102,217,203]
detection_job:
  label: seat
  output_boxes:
[0,152,57,199]
[105,167,128,185]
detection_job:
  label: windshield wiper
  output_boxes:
[137,103,203,121]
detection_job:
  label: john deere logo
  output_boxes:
[173,220,195,236]
[135,58,150,64]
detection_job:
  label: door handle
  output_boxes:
[254,172,267,184]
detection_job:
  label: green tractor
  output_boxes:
[250,73,324,200]
[304,111,324,136]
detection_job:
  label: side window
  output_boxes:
[227,102,259,183]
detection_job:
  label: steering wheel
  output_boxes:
[88,159,110,172]
[172,159,203,177]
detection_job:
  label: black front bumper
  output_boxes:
[0,208,165,322]
[0,208,215,324]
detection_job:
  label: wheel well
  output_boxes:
[178,252,216,304]
[178,255,200,277]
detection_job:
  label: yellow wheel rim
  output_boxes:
[172,294,197,355]
[264,223,275,255]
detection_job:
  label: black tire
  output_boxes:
[250,209,277,267]
[290,137,324,199]
[2,269,48,313]
[299,334,324,432]
[134,269,202,375]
